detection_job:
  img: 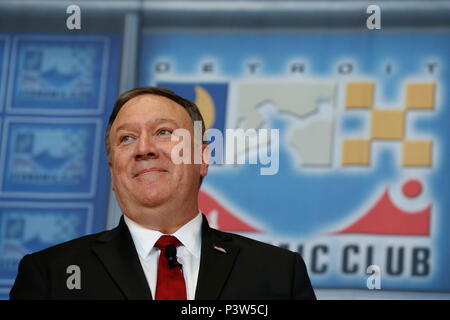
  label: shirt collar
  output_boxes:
[124,213,203,259]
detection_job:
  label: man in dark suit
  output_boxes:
[10,87,316,300]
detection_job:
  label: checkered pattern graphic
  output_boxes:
[53,214,79,242]
[72,47,95,75]
[63,129,87,156]
[342,82,434,167]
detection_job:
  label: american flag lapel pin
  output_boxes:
[213,245,227,254]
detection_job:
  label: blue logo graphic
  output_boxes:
[7,36,109,114]
[1,119,100,197]
[0,204,91,281]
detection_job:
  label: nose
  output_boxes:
[135,134,159,161]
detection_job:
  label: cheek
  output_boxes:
[109,157,128,184]
[109,166,120,190]
[163,142,180,161]
[177,164,200,183]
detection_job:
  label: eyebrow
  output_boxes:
[114,118,180,133]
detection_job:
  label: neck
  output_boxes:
[120,200,199,234]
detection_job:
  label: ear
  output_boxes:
[200,143,210,177]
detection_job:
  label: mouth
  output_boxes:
[134,168,168,178]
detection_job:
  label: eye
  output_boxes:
[158,128,173,136]
[119,135,135,143]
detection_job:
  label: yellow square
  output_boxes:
[342,139,371,165]
[371,110,404,140]
[346,82,374,109]
[406,83,435,110]
[403,140,433,167]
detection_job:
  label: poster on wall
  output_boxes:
[139,31,450,292]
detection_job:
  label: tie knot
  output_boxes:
[154,235,181,249]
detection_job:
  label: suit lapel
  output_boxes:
[91,216,152,300]
[195,216,240,300]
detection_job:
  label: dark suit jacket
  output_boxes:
[10,215,316,300]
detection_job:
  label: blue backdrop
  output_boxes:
[139,31,450,292]
[0,33,121,298]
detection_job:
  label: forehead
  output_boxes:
[112,94,192,128]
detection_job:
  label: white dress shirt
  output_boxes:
[123,213,203,300]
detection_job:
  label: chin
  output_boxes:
[138,192,171,207]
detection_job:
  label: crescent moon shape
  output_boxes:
[194,85,215,129]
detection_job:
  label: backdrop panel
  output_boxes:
[0,33,121,298]
[139,31,450,292]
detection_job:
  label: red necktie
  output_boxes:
[154,235,187,300]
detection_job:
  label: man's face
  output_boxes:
[108,94,208,214]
